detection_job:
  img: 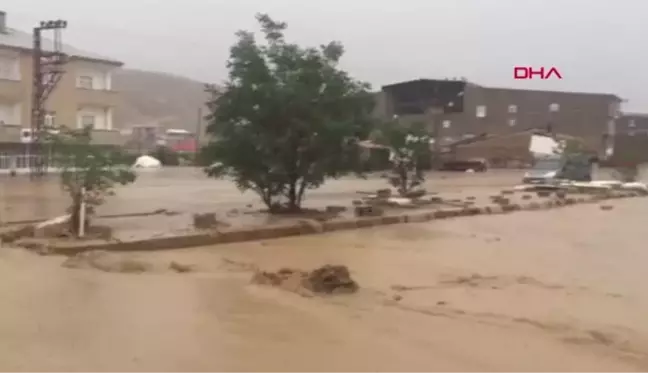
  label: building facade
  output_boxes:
[0,10,124,156]
[617,113,648,136]
[374,79,622,150]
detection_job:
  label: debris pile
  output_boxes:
[251,264,359,296]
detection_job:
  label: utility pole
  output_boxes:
[29,19,67,179]
[194,107,203,163]
[427,106,444,169]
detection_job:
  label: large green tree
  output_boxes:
[202,14,375,212]
[47,127,136,235]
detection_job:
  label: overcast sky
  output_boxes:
[3,0,646,110]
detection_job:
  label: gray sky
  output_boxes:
[3,0,646,110]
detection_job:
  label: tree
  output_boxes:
[202,14,375,212]
[47,127,136,235]
[375,120,432,196]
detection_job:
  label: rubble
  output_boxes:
[354,205,384,217]
[251,264,359,296]
[193,213,229,230]
[376,189,392,199]
[403,189,426,199]
[325,205,347,214]
[169,261,194,273]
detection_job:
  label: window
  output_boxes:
[476,105,487,118]
[508,105,518,114]
[0,103,20,125]
[81,115,95,129]
[442,120,451,129]
[549,103,560,112]
[78,75,94,89]
[44,112,56,127]
[508,118,517,127]
[0,55,19,80]
[629,119,636,128]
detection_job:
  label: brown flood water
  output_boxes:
[0,167,523,223]
[1,196,648,371]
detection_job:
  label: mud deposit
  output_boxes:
[1,197,648,371]
[251,265,359,297]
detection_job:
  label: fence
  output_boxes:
[0,154,59,173]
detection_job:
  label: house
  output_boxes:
[0,10,125,163]
[374,78,622,152]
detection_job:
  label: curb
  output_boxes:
[22,191,645,255]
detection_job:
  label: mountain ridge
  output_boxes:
[113,68,211,133]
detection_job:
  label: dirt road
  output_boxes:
[1,195,647,371]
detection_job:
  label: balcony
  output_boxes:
[76,88,120,108]
[0,78,24,101]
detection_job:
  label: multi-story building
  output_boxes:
[374,78,622,151]
[0,10,124,161]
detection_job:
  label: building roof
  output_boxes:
[0,27,122,66]
[482,86,622,101]
[381,78,621,101]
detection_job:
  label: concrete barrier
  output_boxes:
[37,192,643,255]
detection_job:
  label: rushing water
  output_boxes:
[1,196,647,371]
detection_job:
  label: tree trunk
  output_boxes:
[69,192,89,236]
[287,179,299,212]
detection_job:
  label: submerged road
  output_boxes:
[0,196,647,370]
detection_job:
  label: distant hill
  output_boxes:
[113,69,210,133]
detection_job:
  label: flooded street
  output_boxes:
[1,196,648,371]
[0,167,523,223]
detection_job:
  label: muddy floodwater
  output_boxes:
[0,167,524,223]
[1,194,648,371]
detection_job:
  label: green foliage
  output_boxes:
[151,145,180,166]
[46,127,136,235]
[202,14,375,211]
[375,120,432,196]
